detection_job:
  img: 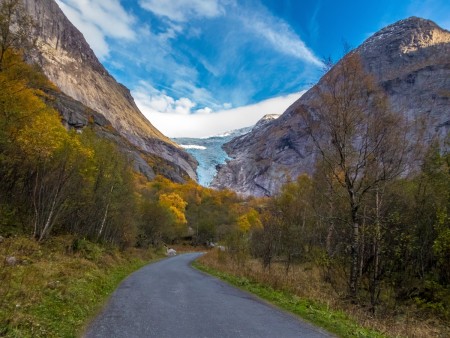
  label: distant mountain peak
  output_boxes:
[212,17,450,197]
[253,114,280,131]
[360,16,450,56]
[212,126,252,138]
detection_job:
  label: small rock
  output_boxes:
[166,248,177,257]
[5,256,17,266]
[47,280,61,289]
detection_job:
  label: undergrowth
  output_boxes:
[195,250,448,338]
[0,235,161,337]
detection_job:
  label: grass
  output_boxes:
[193,260,386,338]
[195,250,448,338]
[0,235,163,337]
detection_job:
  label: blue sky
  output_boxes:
[56,0,450,137]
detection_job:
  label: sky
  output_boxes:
[56,0,450,138]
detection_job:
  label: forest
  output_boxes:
[0,48,248,247]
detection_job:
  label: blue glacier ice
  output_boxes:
[173,127,251,186]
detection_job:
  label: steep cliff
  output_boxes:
[212,17,450,196]
[22,0,197,182]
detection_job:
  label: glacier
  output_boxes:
[173,126,251,187]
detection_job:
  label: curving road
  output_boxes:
[84,253,332,338]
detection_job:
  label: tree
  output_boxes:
[18,126,91,241]
[159,192,188,240]
[301,53,409,298]
[0,49,72,240]
[271,175,316,272]
[237,208,261,233]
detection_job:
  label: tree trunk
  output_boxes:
[97,202,109,241]
[349,205,360,299]
[32,168,40,239]
[97,184,114,241]
[359,206,367,278]
[326,221,334,257]
[370,188,382,313]
[38,187,59,242]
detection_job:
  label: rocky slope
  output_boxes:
[22,0,197,182]
[46,89,182,181]
[212,17,450,196]
[173,115,279,187]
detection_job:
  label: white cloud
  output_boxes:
[196,107,213,114]
[172,80,218,109]
[139,0,225,22]
[241,9,323,67]
[134,86,305,138]
[175,97,197,114]
[56,0,135,60]
[132,81,199,116]
[156,22,184,41]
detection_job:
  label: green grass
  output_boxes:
[193,261,388,338]
[0,236,162,337]
[26,259,148,338]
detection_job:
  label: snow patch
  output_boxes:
[180,144,207,150]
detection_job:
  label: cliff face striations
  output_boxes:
[22,0,197,182]
[212,17,450,197]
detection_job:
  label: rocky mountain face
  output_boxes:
[22,0,197,182]
[252,114,280,130]
[173,115,279,187]
[212,17,450,196]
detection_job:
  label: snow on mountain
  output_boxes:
[173,126,252,186]
[173,115,281,187]
[179,145,207,150]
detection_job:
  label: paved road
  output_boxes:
[84,253,332,338]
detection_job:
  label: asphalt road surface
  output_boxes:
[84,253,333,338]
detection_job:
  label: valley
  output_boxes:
[0,0,449,337]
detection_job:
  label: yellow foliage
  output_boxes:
[0,50,60,149]
[159,192,188,225]
[237,208,262,232]
[16,110,67,159]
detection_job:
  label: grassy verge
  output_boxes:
[193,260,386,338]
[0,236,163,337]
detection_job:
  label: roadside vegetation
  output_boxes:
[194,257,386,338]
[197,248,448,338]
[0,235,161,337]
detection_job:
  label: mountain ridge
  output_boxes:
[22,0,197,182]
[212,16,450,196]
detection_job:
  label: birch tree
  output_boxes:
[301,53,409,298]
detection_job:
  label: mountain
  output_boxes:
[22,0,197,182]
[173,114,280,187]
[173,126,252,187]
[212,17,450,196]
